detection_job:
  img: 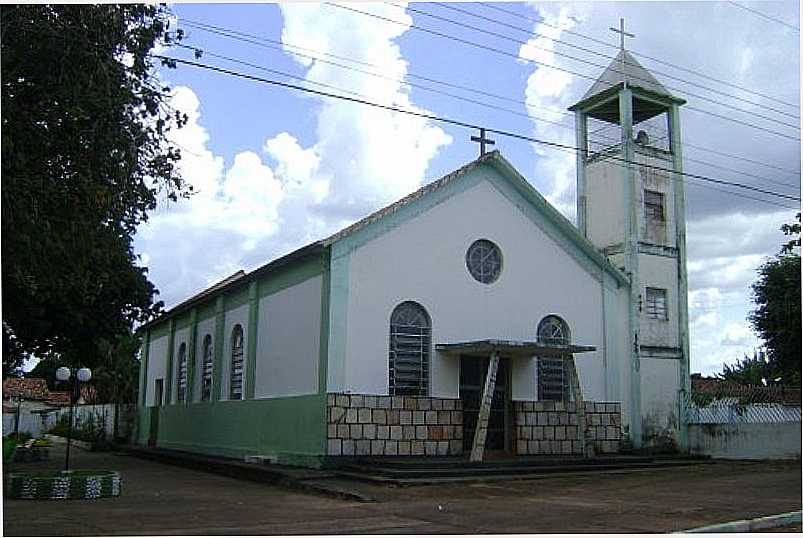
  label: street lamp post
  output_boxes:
[55,366,92,472]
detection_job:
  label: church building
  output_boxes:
[136,44,690,467]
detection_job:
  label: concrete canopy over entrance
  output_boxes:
[436,340,597,462]
[436,339,595,358]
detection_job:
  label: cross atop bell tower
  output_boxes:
[609,17,635,51]
[568,27,690,454]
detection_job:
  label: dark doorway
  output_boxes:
[149,378,163,448]
[460,357,511,454]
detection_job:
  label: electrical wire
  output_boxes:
[728,1,800,32]
[382,1,801,129]
[180,17,801,180]
[153,53,801,208]
[324,2,800,141]
[478,1,800,110]
[428,1,799,121]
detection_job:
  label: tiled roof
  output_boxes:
[3,378,49,400]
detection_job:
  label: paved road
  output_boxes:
[4,446,801,535]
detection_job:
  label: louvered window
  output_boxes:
[201,335,213,402]
[176,343,188,403]
[646,287,668,320]
[230,325,244,400]
[644,190,665,221]
[536,315,571,401]
[389,302,431,396]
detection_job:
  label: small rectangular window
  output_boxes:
[644,190,665,221]
[645,287,668,320]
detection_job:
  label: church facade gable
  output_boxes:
[326,163,629,407]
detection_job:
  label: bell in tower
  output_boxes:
[568,23,690,452]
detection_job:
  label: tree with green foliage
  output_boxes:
[1,5,191,376]
[717,350,772,386]
[748,213,801,386]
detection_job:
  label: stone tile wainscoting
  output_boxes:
[514,401,622,455]
[326,394,464,456]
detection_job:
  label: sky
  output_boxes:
[134,1,801,377]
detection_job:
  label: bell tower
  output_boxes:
[569,29,690,451]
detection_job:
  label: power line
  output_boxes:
[478,1,800,110]
[325,2,800,141]
[728,1,800,32]
[389,2,801,130]
[683,141,800,177]
[153,54,801,207]
[180,19,569,121]
[180,17,801,180]
[178,22,564,128]
[429,1,799,120]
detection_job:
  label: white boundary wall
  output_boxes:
[3,404,135,439]
[688,422,801,460]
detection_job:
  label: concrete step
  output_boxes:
[332,456,713,484]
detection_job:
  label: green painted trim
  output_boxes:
[149,322,170,340]
[329,156,627,287]
[146,394,327,462]
[173,311,193,332]
[140,331,151,407]
[486,171,616,287]
[670,103,691,451]
[185,309,198,404]
[225,285,250,312]
[165,319,176,406]
[327,249,350,392]
[212,297,225,402]
[318,251,331,397]
[245,281,259,400]
[619,88,642,448]
[488,157,629,286]
[570,81,685,113]
[315,253,332,455]
[569,87,621,113]
[575,110,588,237]
[257,256,325,299]
[196,301,216,325]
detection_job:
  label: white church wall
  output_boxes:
[145,335,168,407]
[638,255,679,348]
[585,158,625,250]
[254,275,322,399]
[171,327,190,404]
[192,317,215,402]
[639,358,680,449]
[613,288,633,428]
[221,304,248,400]
[340,175,608,400]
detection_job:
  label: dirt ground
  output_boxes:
[3,446,801,535]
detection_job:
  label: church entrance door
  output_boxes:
[460,356,512,456]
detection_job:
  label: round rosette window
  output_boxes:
[466,239,503,284]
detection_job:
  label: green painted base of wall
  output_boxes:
[136,394,326,463]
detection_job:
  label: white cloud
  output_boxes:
[136,3,450,308]
[273,2,452,221]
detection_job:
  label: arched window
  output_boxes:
[536,315,571,346]
[230,325,244,400]
[536,315,570,401]
[201,335,213,402]
[389,301,431,396]
[176,343,188,403]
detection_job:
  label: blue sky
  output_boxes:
[135,1,801,377]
